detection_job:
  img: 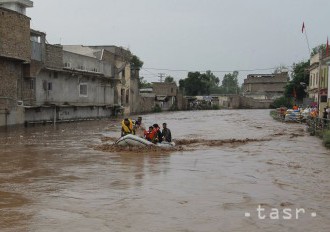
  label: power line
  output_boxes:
[142,66,294,73]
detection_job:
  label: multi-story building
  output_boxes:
[308,51,328,111]
[0,0,141,126]
[0,0,33,126]
[242,72,288,101]
[324,53,330,108]
[63,45,140,115]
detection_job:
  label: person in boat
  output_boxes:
[153,124,163,143]
[162,123,172,142]
[121,118,135,137]
[145,126,156,142]
[293,104,299,110]
[134,116,146,138]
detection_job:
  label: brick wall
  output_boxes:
[0,7,31,61]
[0,59,22,101]
[152,82,178,97]
[239,96,272,109]
[45,44,63,68]
[138,95,155,113]
[248,82,286,92]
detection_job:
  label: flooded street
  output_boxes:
[0,109,329,232]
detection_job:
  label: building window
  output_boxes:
[30,79,35,90]
[126,89,129,104]
[64,62,71,68]
[48,82,52,91]
[54,72,58,78]
[80,83,88,97]
[321,96,327,102]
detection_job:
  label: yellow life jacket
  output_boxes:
[122,119,134,134]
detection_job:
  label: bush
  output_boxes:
[323,130,330,148]
[169,104,178,111]
[211,104,220,110]
[270,96,293,109]
[152,104,162,113]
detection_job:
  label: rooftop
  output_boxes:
[0,0,33,7]
[63,45,102,59]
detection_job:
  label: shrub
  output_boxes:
[169,104,178,111]
[323,130,330,148]
[152,104,162,113]
[270,96,293,109]
[211,104,220,110]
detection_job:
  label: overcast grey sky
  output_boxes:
[28,0,330,84]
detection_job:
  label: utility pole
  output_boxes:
[158,73,165,82]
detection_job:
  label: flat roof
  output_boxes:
[0,0,33,7]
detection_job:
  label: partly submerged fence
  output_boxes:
[306,117,330,136]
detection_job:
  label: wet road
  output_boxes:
[0,110,329,232]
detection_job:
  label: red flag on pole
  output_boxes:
[301,22,305,33]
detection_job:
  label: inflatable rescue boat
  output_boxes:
[115,134,175,148]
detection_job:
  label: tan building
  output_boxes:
[152,82,179,111]
[137,82,183,112]
[308,52,329,111]
[242,72,288,106]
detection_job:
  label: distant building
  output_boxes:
[242,72,288,104]
[152,82,179,111]
[137,82,184,112]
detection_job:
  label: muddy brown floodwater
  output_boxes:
[0,110,329,232]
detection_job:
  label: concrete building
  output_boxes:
[0,0,142,126]
[242,72,288,108]
[216,94,240,109]
[64,45,140,115]
[324,53,330,108]
[137,82,184,113]
[152,82,179,111]
[309,51,329,111]
[20,33,120,123]
[0,0,32,126]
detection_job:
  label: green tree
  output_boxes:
[130,55,144,69]
[284,61,309,101]
[311,44,326,56]
[181,72,203,96]
[220,71,239,94]
[164,76,175,83]
[138,76,152,88]
[179,71,220,96]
